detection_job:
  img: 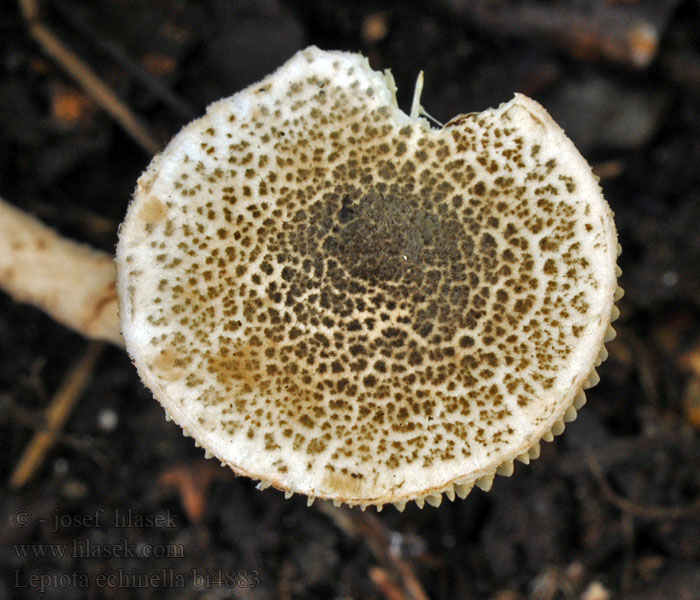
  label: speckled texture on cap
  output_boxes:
[116,46,619,508]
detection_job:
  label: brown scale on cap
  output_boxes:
[116,47,621,510]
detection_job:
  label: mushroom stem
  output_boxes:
[0,196,122,346]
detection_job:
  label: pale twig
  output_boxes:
[370,567,408,600]
[9,341,105,489]
[18,0,160,154]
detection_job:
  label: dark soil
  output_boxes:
[2,1,700,599]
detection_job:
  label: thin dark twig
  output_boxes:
[318,503,430,600]
[8,341,105,488]
[51,0,197,120]
[2,394,109,470]
[624,327,660,408]
[559,434,671,476]
[18,0,161,154]
[586,451,700,521]
[620,513,635,593]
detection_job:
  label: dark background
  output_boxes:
[1,1,699,598]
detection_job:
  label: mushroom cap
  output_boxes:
[116,47,619,508]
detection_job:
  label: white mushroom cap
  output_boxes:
[116,47,620,508]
